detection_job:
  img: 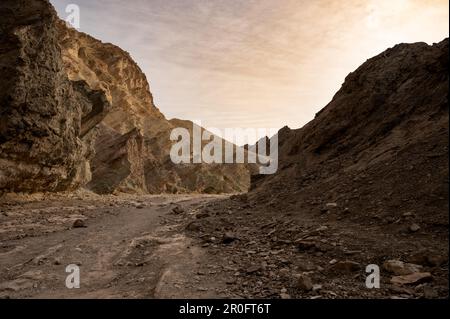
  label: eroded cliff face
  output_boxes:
[55,10,251,194]
[0,0,252,195]
[0,0,110,193]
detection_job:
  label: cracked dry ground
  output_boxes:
[0,192,448,299]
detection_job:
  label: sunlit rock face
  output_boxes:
[4,0,251,195]
[0,0,110,193]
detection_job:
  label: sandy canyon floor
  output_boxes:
[0,192,447,299]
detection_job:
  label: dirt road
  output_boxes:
[0,193,234,299]
[0,191,447,299]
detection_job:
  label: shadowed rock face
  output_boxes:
[0,0,111,193]
[0,0,252,195]
[87,124,149,195]
[250,39,448,220]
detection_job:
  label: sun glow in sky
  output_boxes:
[51,0,449,138]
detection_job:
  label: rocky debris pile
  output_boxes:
[184,196,448,299]
[184,39,449,299]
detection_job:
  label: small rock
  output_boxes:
[312,284,323,291]
[226,278,237,284]
[409,223,421,233]
[196,212,210,219]
[222,232,238,244]
[246,265,262,274]
[323,290,338,297]
[390,272,432,285]
[279,268,290,277]
[326,203,338,208]
[330,260,361,273]
[315,226,329,232]
[297,261,316,271]
[388,285,414,295]
[172,206,184,214]
[280,293,291,299]
[403,212,414,217]
[185,221,201,232]
[344,250,362,255]
[238,194,249,202]
[297,240,317,251]
[297,274,314,291]
[423,286,438,299]
[329,259,338,265]
[383,260,422,276]
[53,257,62,265]
[72,219,86,228]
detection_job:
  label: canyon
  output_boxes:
[0,0,448,299]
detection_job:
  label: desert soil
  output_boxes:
[0,192,447,299]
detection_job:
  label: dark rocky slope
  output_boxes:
[186,39,449,298]
[251,39,449,223]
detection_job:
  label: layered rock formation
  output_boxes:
[56,20,252,194]
[0,0,252,195]
[250,39,449,223]
[0,0,110,193]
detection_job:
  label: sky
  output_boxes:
[51,0,449,141]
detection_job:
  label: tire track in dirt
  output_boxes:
[0,194,229,299]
